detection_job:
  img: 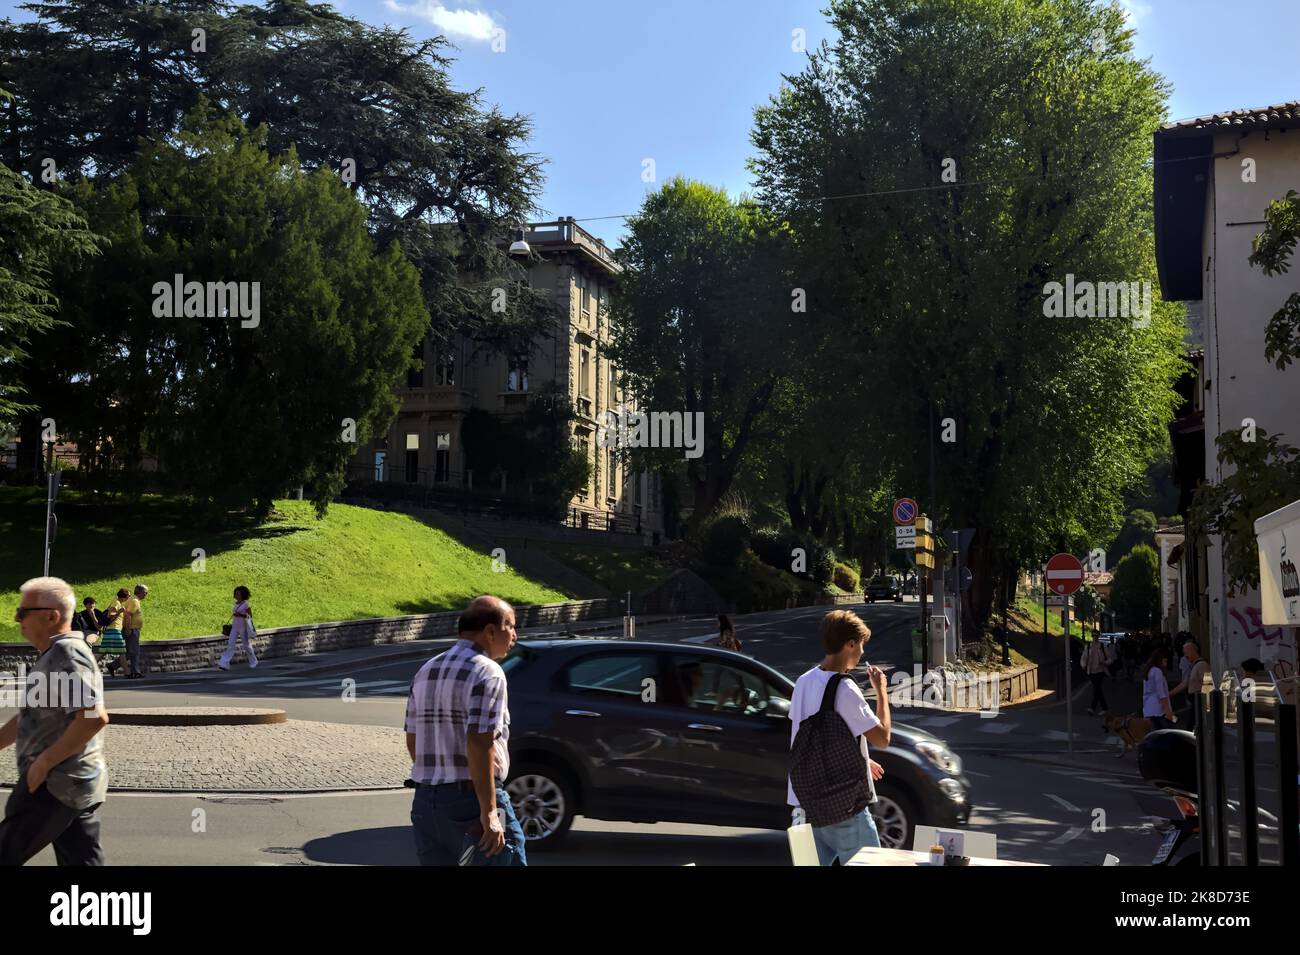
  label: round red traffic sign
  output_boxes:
[893,498,918,525]
[1045,553,1085,596]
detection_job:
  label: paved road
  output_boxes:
[5,602,1175,865]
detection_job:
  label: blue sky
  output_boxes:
[5,0,1298,244]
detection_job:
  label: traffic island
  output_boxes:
[108,706,288,726]
[0,710,409,794]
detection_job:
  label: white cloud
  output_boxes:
[384,1,498,42]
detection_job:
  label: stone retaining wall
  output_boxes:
[0,598,620,674]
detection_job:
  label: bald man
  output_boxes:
[1,577,110,865]
[404,595,527,866]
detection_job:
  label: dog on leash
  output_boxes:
[1100,711,1149,757]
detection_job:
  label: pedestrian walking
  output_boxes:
[217,586,259,670]
[717,613,742,652]
[0,577,109,866]
[1084,636,1110,714]
[405,595,527,866]
[102,589,130,677]
[1170,639,1210,733]
[788,609,890,866]
[1141,647,1177,731]
[121,584,148,679]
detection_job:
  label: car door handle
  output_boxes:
[687,723,723,732]
[564,709,602,718]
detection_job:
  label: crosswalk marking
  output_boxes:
[908,715,962,728]
[976,722,1017,734]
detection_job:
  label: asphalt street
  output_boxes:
[5,601,1177,865]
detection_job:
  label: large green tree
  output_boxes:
[1110,544,1160,630]
[0,0,550,479]
[0,147,100,431]
[749,0,1186,632]
[50,110,427,514]
[605,178,798,536]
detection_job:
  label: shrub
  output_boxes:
[701,514,751,567]
[751,527,792,569]
[833,561,860,592]
[809,541,836,587]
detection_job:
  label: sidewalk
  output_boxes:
[122,612,709,685]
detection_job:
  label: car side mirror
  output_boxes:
[767,697,791,717]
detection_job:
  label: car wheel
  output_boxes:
[870,782,918,850]
[505,763,576,850]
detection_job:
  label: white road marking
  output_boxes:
[1050,826,1086,845]
[214,677,299,684]
[1045,793,1082,813]
[911,715,962,728]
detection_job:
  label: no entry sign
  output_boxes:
[1045,553,1085,596]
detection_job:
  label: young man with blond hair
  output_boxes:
[788,609,891,865]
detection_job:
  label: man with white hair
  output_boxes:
[0,576,110,865]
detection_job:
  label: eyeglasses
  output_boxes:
[15,606,58,621]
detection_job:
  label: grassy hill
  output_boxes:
[0,489,567,642]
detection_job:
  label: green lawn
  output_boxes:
[538,542,677,598]
[1,490,567,642]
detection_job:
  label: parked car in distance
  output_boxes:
[501,638,971,852]
[866,577,903,602]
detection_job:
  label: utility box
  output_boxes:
[928,615,947,668]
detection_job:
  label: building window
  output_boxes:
[576,431,591,499]
[507,356,529,392]
[579,349,591,397]
[435,353,456,387]
[607,364,617,404]
[404,434,420,483]
[633,470,642,507]
[435,431,450,483]
[607,449,617,498]
[575,271,590,321]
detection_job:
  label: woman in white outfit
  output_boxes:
[217,585,259,670]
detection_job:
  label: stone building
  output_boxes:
[353,217,665,539]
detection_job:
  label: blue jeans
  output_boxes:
[813,806,881,866]
[410,782,527,866]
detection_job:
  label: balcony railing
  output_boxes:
[522,218,621,272]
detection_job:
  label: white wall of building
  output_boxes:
[1202,132,1300,676]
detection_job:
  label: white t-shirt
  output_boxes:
[231,600,252,638]
[1142,667,1170,718]
[787,666,881,807]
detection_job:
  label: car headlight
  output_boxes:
[915,741,962,776]
[938,778,967,802]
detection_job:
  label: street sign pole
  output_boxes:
[1046,552,1085,759]
[43,469,60,576]
[1065,607,1073,757]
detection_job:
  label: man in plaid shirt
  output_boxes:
[405,595,526,865]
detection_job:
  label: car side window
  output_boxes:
[564,654,659,700]
[672,657,773,716]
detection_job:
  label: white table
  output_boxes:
[846,847,1045,867]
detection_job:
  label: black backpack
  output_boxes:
[789,673,873,827]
